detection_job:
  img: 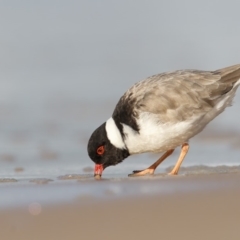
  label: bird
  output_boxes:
[87,64,240,179]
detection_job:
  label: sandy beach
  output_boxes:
[1,172,240,240]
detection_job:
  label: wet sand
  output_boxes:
[1,172,240,240]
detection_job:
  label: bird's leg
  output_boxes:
[128,149,174,177]
[168,143,189,175]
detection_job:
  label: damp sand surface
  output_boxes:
[1,171,240,240]
[1,165,240,210]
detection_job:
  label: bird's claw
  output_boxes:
[128,168,154,177]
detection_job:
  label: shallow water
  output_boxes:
[0,166,240,210]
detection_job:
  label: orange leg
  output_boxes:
[128,149,174,177]
[168,143,189,175]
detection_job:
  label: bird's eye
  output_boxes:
[96,145,105,155]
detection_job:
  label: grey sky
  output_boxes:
[0,1,240,103]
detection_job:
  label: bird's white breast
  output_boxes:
[122,112,197,154]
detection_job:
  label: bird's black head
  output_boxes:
[87,122,129,178]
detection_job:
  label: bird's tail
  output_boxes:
[213,64,240,85]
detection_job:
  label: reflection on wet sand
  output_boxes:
[0,178,18,183]
[29,178,54,184]
[58,174,92,180]
[165,165,240,175]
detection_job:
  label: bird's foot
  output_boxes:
[168,171,178,176]
[128,168,154,177]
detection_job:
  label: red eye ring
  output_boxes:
[96,145,105,155]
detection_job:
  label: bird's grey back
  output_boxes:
[118,64,240,123]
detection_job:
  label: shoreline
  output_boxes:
[1,172,240,240]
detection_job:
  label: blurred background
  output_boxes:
[0,0,240,179]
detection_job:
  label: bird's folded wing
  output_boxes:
[135,67,240,123]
